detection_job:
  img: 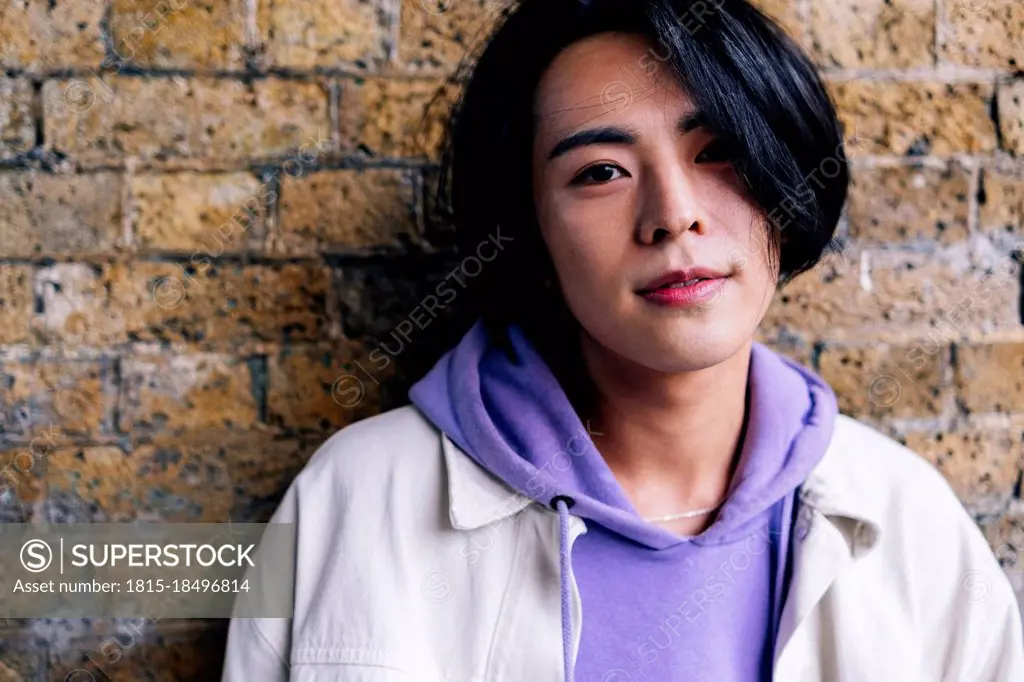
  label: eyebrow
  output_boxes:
[545,108,710,161]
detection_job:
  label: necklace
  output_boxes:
[641,499,725,523]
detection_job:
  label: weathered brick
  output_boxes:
[955,342,1024,414]
[119,354,259,435]
[0,171,123,258]
[131,172,265,252]
[809,0,934,68]
[979,166,1024,237]
[119,261,331,345]
[111,0,246,70]
[0,0,105,71]
[277,169,419,254]
[904,426,1024,515]
[267,343,390,431]
[257,0,392,70]
[0,78,34,160]
[221,435,318,521]
[979,513,1024,606]
[998,81,1024,157]
[49,623,228,681]
[31,263,123,347]
[0,358,111,437]
[0,636,45,682]
[46,433,313,524]
[940,0,1024,69]
[48,442,235,523]
[748,0,803,38]
[398,0,508,72]
[339,78,458,159]
[46,445,142,521]
[818,342,949,420]
[0,439,51,511]
[829,81,997,156]
[43,77,330,164]
[847,163,970,244]
[762,248,1022,341]
[31,261,330,347]
[0,265,33,345]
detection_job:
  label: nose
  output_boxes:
[635,163,705,246]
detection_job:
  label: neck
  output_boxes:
[575,332,753,524]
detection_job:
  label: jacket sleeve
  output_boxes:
[221,481,300,682]
[943,508,1024,682]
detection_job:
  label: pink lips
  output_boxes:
[636,267,729,308]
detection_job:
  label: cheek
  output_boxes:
[538,192,630,284]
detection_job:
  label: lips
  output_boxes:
[637,267,729,294]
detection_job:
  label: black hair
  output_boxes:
[419,0,849,400]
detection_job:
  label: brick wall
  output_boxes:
[0,0,1021,678]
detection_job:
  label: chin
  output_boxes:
[609,314,751,373]
[641,338,746,374]
[574,298,757,374]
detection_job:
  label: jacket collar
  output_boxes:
[441,414,884,541]
[799,415,884,543]
[442,432,533,530]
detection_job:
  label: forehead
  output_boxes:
[533,32,694,146]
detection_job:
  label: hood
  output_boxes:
[408,319,838,551]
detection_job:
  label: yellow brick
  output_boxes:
[0,78,34,160]
[117,261,330,345]
[131,172,265,252]
[277,169,419,254]
[0,0,104,71]
[111,0,246,70]
[998,81,1024,157]
[43,76,330,164]
[340,78,459,159]
[0,358,109,437]
[0,265,33,345]
[31,263,122,347]
[809,0,934,68]
[30,261,330,347]
[818,343,949,420]
[46,433,313,523]
[398,0,508,72]
[979,514,1024,594]
[47,441,232,522]
[0,442,49,508]
[762,249,1021,341]
[830,81,997,156]
[46,445,139,521]
[257,0,391,69]
[905,427,1024,514]
[979,165,1024,237]
[0,171,123,258]
[955,342,1024,414]
[847,163,970,244]
[267,343,390,431]
[940,0,1024,69]
[119,353,259,435]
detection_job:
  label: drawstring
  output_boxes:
[551,495,576,682]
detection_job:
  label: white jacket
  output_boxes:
[222,405,1024,681]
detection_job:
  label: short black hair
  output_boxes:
[426,0,849,370]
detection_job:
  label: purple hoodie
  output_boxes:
[408,320,838,681]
